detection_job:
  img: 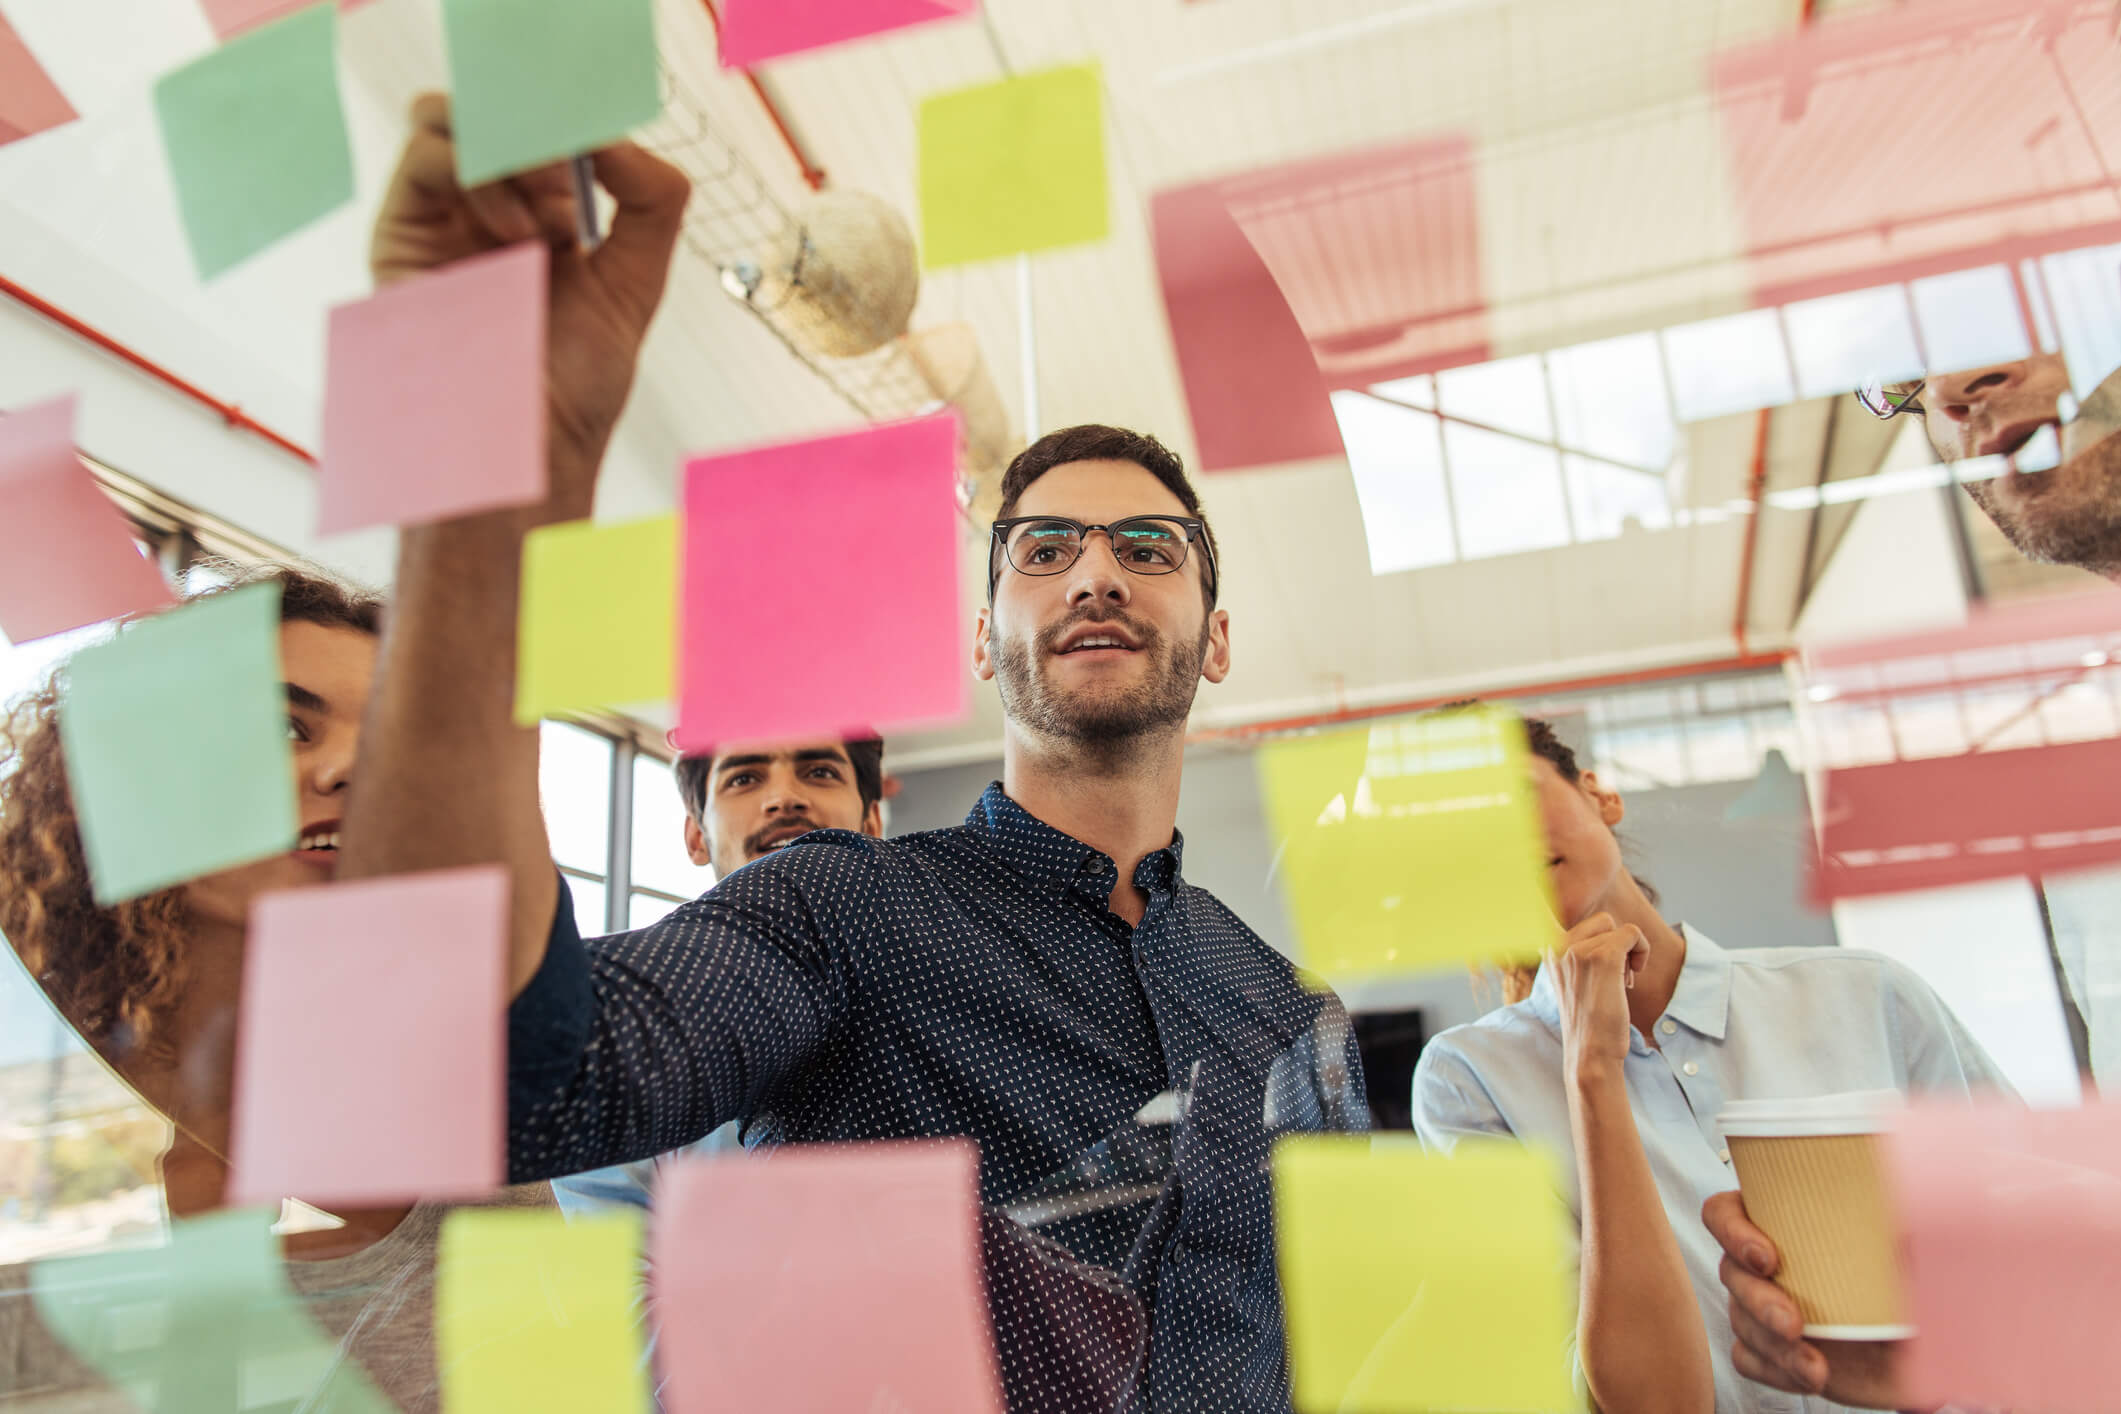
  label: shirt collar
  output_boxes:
[965,781,1186,902]
[1524,923,1732,1040]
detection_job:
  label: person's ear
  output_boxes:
[861,801,883,839]
[1200,608,1232,685]
[972,605,996,683]
[1581,770,1625,828]
[683,814,713,866]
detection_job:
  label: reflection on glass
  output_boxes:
[630,753,706,900]
[1563,456,1671,541]
[2038,243,2121,400]
[1783,284,1924,401]
[1442,422,1570,559]
[1548,332,1676,471]
[1436,354,1550,441]
[538,723,612,876]
[1661,309,1795,422]
[1909,265,2030,374]
[1330,391,1457,574]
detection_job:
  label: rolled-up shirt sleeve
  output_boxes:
[504,835,875,1183]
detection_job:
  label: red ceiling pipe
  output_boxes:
[1189,649,1797,745]
[0,271,317,466]
[1732,408,1773,656]
[698,0,828,191]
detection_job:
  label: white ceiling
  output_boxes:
[0,0,2052,767]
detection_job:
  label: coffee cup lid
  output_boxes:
[1717,1089,1903,1138]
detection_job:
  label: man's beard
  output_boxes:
[1965,428,2121,579]
[990,608,1208,756]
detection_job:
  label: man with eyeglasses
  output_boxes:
[339,98,1365,1414]
[1859,352,2121,580]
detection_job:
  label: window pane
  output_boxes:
[540,723,612,875]
[1442,422,1570,559]
[1662,310,1795,422]
[2039,243,2121,398]
[1910,265,2029,375]
[1331,391,1457,574]
[630,891,687,931]
[1783,284,1925,399]
[564,874,607,936]
[632,753,710,900]
[1563,456,1671,541]
[1548,332,1676,471]
[1436,354,1550,440]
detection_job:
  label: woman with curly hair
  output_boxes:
[0,561,547,1412]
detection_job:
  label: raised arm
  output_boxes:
[1551,915,1715,1414]
[337,95,688,994]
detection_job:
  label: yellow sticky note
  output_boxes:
[1274,1136,1576,1414]
[917,63,1108,269]
[1258,706,1555,984]
[515,513,676,725]
[437,1208,647,1413]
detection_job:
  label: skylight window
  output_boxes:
[1329,391,1457,575]
[1783,284,1925,401]
[1661,309,1796,421]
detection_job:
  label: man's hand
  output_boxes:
[1703,1190,1911,1410]
[1549,912,1649,1081]
[371,93,689,513]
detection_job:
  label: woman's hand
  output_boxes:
[1549,912,1649,1081]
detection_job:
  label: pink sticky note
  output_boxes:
[229,866,508,1206]
[0,397,172,644]
[652,1140,1004,1414]
[0,13,76,147]
[1802,591,2121,902]
[1888,1098,2121,1414]
[1150,183,1344,474]
[717,0,977,67]
[1714,0,2121,307]
[674,412,967,750]
[1217,135,1490,389]
[318,241,546,536]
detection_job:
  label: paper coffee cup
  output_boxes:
[1717,1091,1913,1340]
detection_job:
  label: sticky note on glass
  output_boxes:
[516,513,675,724]
[0,12,77,147]
[1258,706,1554,984]
[152,3,353,280]
[718,0,976,67]
[0,396,171,644]
[31,1206,393,1413]
[437,1208,648,1413]
[652,1140,1003,1413]
[230,866,508,1206]
[918,63,1107,269]
[319,241,547,534]
[1274,1136,1574,1414]
[674,413,967,751]
[59,583,296,904]
[441,0,660,187]
[1889,1098,2121,1414]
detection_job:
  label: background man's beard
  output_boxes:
[992,618,1208,749]
[1966,435,2121,577]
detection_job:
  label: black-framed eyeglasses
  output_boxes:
[989,515,1219,603]
[1857,377,1926,420]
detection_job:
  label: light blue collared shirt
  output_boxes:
[1413,928,2013,1414]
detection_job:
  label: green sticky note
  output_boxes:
[59,583,297,904]
[31,1207,393,1413]
[1258,705,1555,985]
[918,62,1108,269]
[515,513,676,725]
[437,1208,648,1413]
[441,0,661,186]
[1274,1137,1577,1414]
[152,4,354,280]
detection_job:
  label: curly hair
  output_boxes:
[0,560,382,1066]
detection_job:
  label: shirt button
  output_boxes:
[1718,1147,1731,1163]
[1682,1061,1699,1076]
[1660,1019,1676,1035]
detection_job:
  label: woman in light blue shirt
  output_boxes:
[1412,717,2010,1414]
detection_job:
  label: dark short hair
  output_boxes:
[992,424,1219,606]
[1520,715,1582,783]
[673,736,885,823]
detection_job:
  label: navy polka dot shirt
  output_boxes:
[508,782,1368,1412]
